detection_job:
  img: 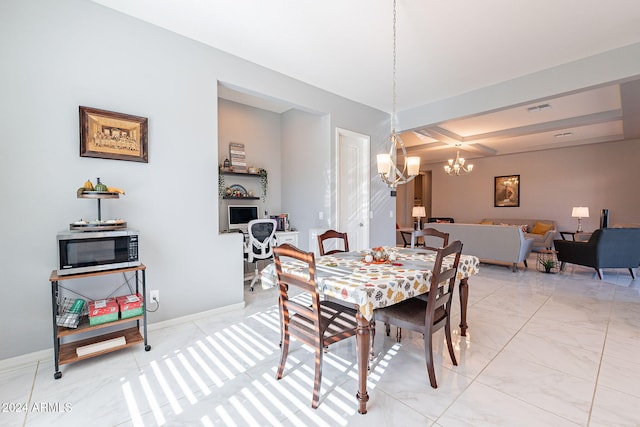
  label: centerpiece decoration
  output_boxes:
[371,246,389,263]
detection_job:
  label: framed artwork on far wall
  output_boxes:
[79,106,148,163]
[494,175,520,207]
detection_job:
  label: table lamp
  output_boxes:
[571,206,589,233]
[412,206,426,230]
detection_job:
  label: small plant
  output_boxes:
[218,164,226,199]
[258,168,268,201]
[541,258,556,271]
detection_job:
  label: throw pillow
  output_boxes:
[520,224,529,233]
[531,222,553,235]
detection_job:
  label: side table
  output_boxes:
[559,231,592,242]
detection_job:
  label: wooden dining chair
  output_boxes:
[387,227,450,341]
[411,227,449,251]
[375,240,463,388]
[317,229,350,256]
[273,243,358,409]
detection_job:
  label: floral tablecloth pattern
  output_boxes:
[261,246,479,321]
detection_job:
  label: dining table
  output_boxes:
[260,245,480,414]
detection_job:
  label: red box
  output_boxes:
[88,298,119,325]
[117,293,144,319]
[88,298,118,317]
[116,293,143,311]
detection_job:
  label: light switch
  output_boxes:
[319,211,324,220]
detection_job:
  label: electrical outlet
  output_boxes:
[150,290,159,303]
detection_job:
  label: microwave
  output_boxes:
[57,229,140,275]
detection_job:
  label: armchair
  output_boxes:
[553,228,640,279]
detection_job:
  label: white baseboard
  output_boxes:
[0,301,246,372]
[0,348,52,372]
[147,301,246,331]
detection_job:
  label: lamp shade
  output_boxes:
[406,156,421,176]
[376,153,391,175]
[571,207,590,218]
[412,206,426,218]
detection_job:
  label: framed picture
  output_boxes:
[494,175,520,207]
[80,106,148,163]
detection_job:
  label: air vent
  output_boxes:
[527,103,552,112]
[554,132,574,138]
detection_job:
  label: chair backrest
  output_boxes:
[412,227,449,251]
[246,219,277,262]
[427,217,455,223]
[425,240,463,322]
[317,229,350,256]
[595,227,640,264]
[273,243,323,343]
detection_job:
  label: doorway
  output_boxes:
[336,128,370,251]
[396,172,431,232]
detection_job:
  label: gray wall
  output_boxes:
[0,0,388,360]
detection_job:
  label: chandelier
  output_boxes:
[444,145,474,176]
[376,0,420,189]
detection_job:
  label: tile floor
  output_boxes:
[1,255,639,426]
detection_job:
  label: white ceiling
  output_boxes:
[92,0,640,163]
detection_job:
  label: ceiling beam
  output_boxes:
[465,109,622,143]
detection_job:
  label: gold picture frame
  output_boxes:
[80,106,148,163]
[494,175,520,207]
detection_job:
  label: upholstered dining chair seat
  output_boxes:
[378,299,448,328]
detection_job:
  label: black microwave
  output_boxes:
[57,230,140,275]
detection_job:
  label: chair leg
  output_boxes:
[629,268,636,279]
[424,329,437,389]
[385,322,390,336]
[276,330,290,380]
[311,341,323,409]
[596,268,603,280]
[249,262,259,291]
[444,318,457,366]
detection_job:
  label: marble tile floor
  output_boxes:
[2,256,639,426]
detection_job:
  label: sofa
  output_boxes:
[428,222,534,271]
[481,218,557,251]
[554,228,640,279]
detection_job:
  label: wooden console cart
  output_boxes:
[48,264,150,379]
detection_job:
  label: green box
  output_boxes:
[89,312,119,326]
[120,307,144,319]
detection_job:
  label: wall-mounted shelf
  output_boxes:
[222,196,260,200]
[220,170,262,178]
